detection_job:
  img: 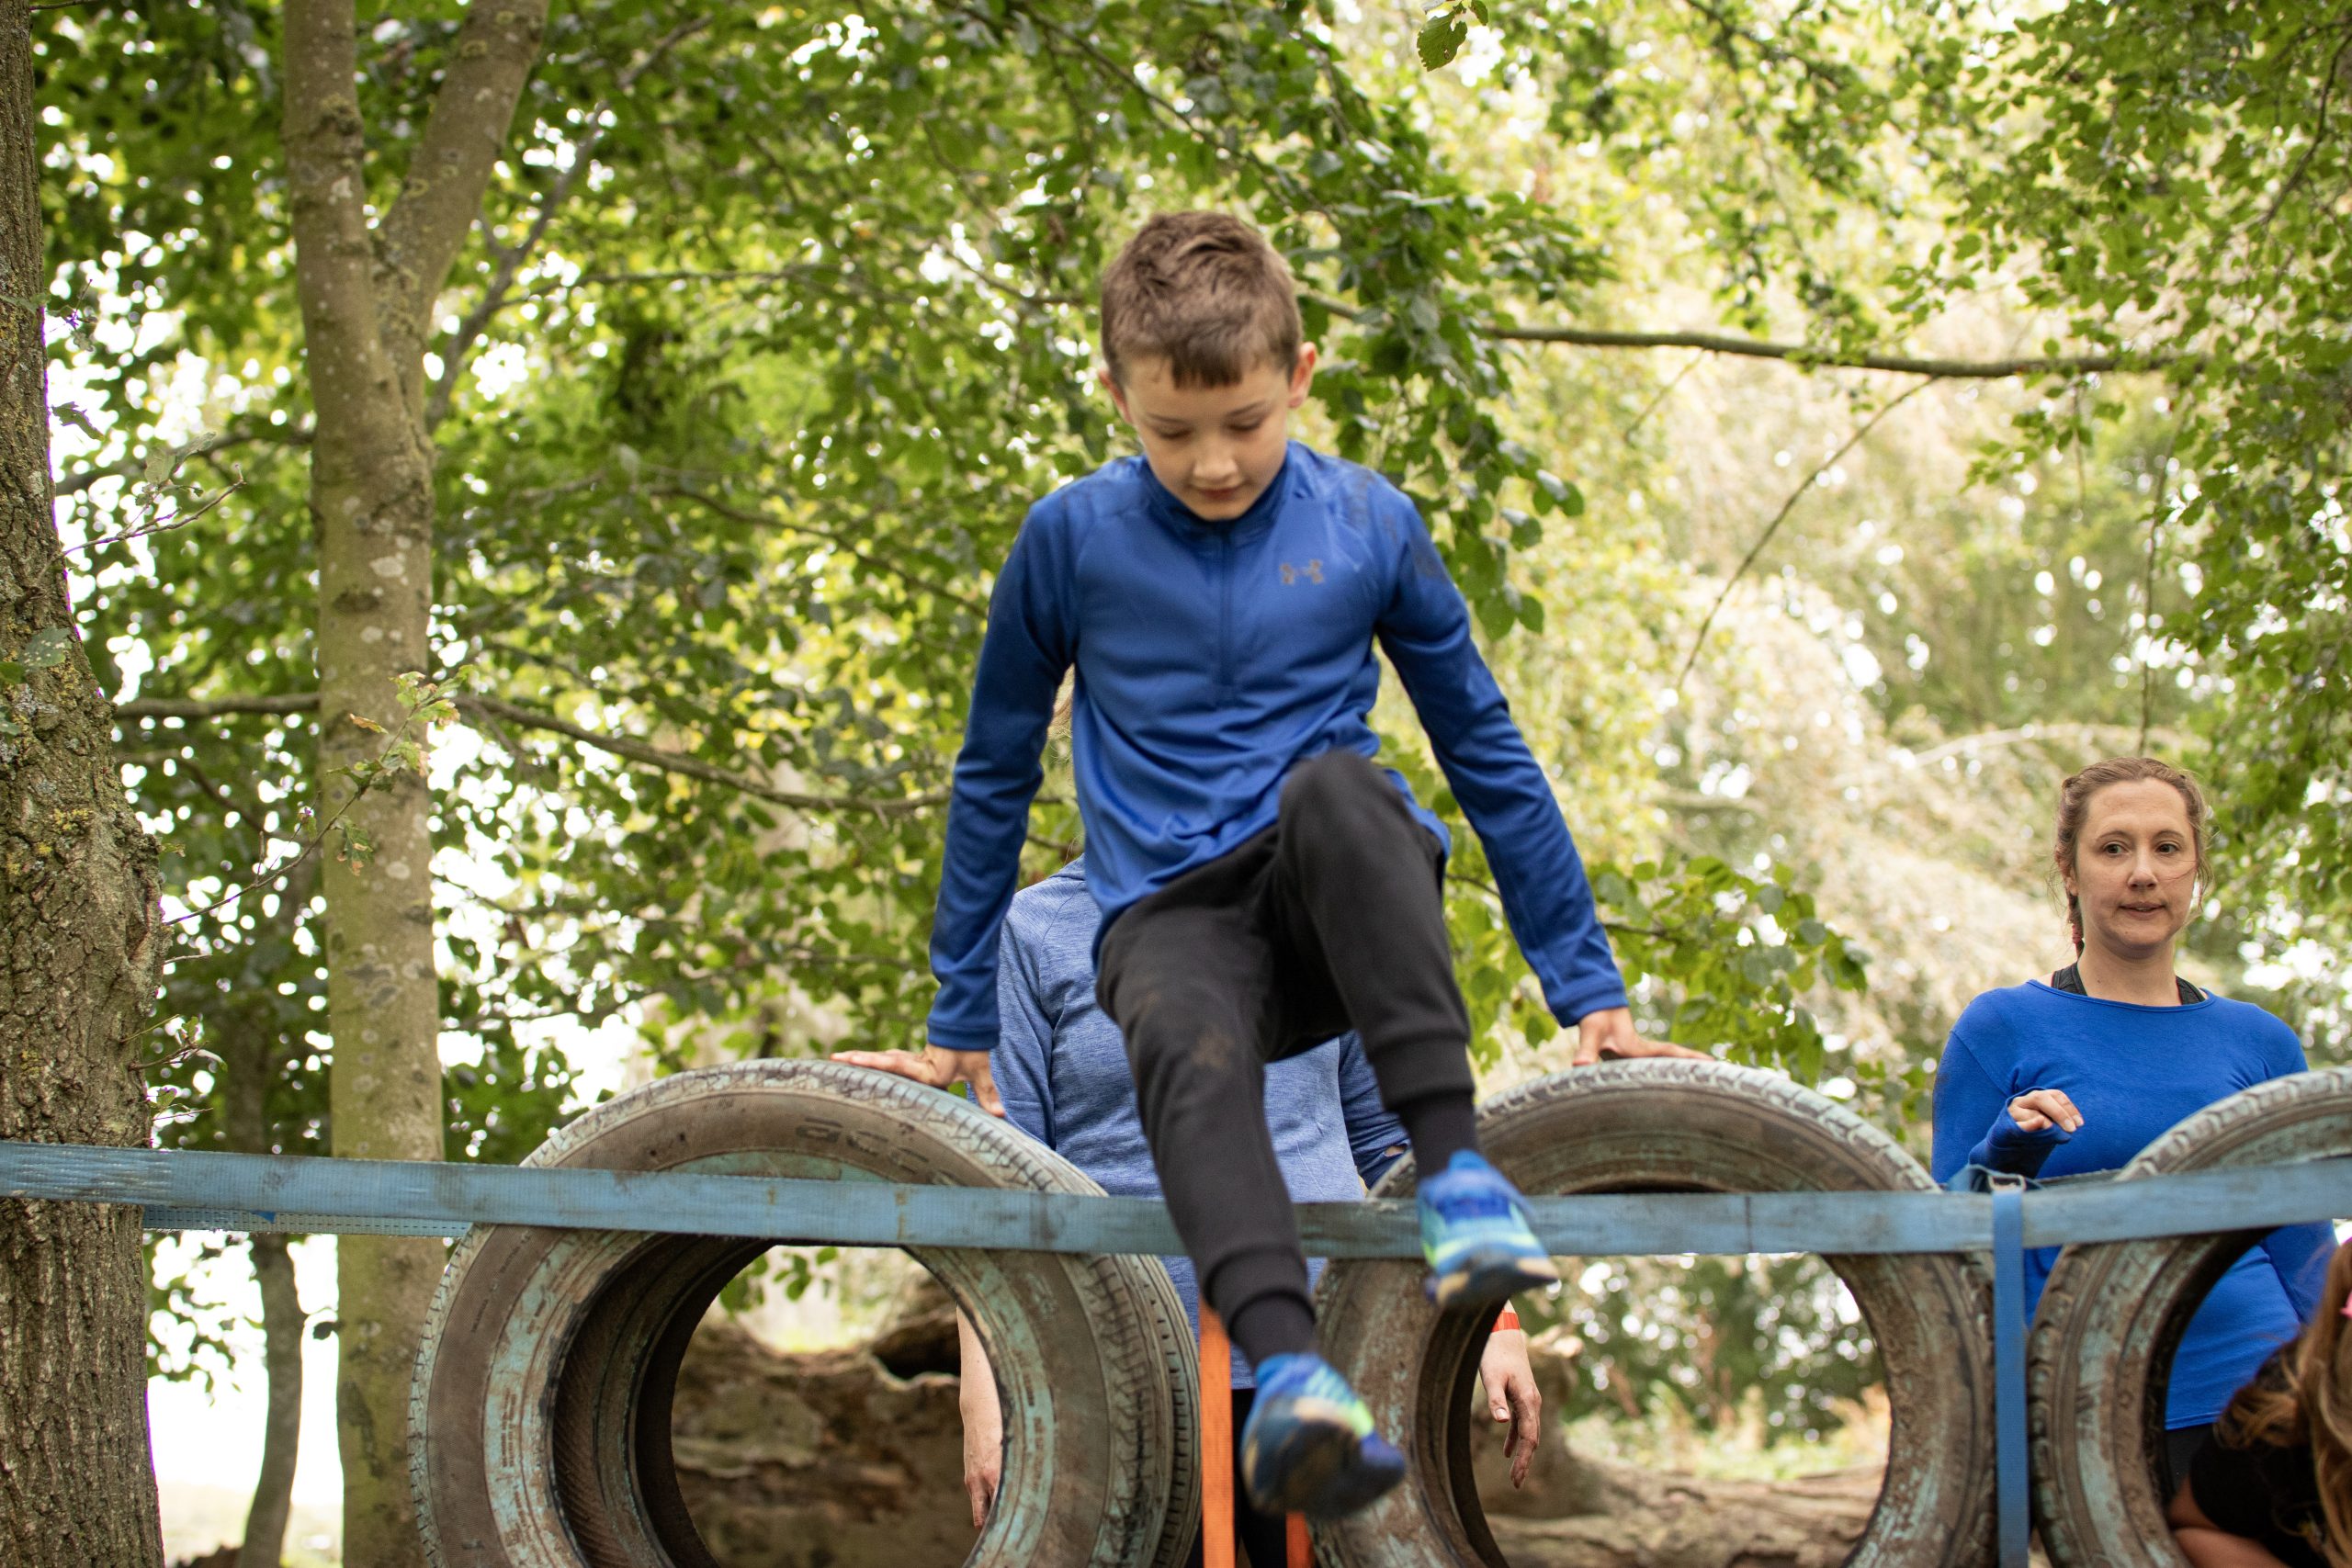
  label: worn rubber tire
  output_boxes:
[410,1059,1201,1568]
[2028,1066,2352,1568]
[1313,1060,1996,1568]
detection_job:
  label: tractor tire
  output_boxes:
[1313,1059,1996,1568]
[2028,1066,2352,1567]
[410,1059,1201,1568]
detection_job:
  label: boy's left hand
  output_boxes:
[1477,1325,1543,1488]
[1571,1007,1710,1066]
[832,1043,1006,1116]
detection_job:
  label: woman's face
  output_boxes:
[2065,780,2200,960]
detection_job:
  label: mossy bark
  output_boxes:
[0,0,165,1560]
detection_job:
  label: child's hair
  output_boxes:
[1099,211,1302,389]
[2213,1237,2352,1566]
[2049,756,2210,953]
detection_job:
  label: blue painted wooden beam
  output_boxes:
[1,1142,2346,1256]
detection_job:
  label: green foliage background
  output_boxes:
[30,0,2352,1464]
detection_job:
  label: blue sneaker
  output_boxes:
[1418,1150,1560,1310]
[1238,1353,1408,1518]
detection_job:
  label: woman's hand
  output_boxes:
[833,1043,1005,1117]
[1476,1326,1544,1488]
[2006,1089,2083,1135]
[956,1311,1005,1529]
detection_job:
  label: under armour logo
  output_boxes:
[1280,559,1325,585]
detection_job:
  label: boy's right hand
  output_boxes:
[832,1043,1006,1117]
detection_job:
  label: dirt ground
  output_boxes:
[668,1294,1890,1568]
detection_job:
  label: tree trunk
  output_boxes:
[277,1,545,1559]
[217,985,305,1568]
[241,1233,306,1568]
[0,0,166,1560]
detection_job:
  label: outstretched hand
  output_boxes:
[955,1310,1004,1529]
[1570,1006,1711,1066]
[833,1043,1006,1117]
[1478,1325,1544,1489]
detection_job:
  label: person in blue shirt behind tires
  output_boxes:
[846,855,1545,1566]
[1929,756,2335,1493]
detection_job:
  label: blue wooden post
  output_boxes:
[1990,1176,2030,1568]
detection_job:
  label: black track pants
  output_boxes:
[1095,750,1479,1358]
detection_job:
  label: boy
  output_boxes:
[910,211,1673,1518]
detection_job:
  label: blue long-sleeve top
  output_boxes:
[1929,980,2335,1427]
[992,858,1408,1389]
[926,443,1627,1050]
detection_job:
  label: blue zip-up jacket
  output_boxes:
[927,442,1627,1051]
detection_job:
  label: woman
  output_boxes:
[2170,1237,2352,1568]
[1929,757,2335,1487]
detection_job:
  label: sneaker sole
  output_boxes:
[1425,1247,1560,1311]
[1242,1411,1407,1519]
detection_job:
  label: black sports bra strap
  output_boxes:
[2050,963,2203,1004]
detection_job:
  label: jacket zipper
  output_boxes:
[1216,528,1234,702]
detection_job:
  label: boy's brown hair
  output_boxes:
[1099,211,1302,389]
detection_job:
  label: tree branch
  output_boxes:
[115,690,950,817]
[461,694,947,816]
[166,687,441,928]
[62,476,245,556]
[370,0,550,411]
[54,423,311,500]
[1905,722,2193,769]
[1678,378,1940,684]
[2136,411,2190,754]
[520,265,831,296]
[1303,292,2175,380]
[116,694,320,721]
[424,17,710,432]
[1485,321,2171,379]
[652,485,985,610]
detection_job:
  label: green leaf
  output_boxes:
[52,404,104,441]
[19,626,72,671]
[1417,13,1468,70]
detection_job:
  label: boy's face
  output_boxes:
[1101,345,1317,523]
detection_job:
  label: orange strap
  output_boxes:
[1199,1307,1237,1568]
[1201,1308,1312,1568]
